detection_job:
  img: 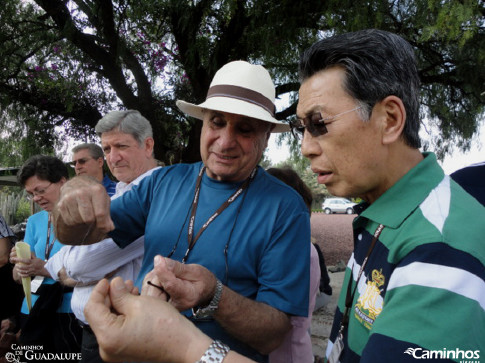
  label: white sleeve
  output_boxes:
[45,246,70,280]
[65,237,145,284]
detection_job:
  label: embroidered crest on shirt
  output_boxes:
[355,268,385,329]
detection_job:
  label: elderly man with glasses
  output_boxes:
[53,61,311,362]
[71,143,117,197]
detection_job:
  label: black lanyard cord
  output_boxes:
[167,166,257,263]
[44,214,56,261]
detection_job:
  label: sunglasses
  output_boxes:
[70,157,93,167]
[290,106,362,140]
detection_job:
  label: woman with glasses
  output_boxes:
[10,155,81,356]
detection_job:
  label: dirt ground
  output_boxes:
[311,213,354,266]
[310,213,355,358]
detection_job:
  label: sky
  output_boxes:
[266,121,484,175]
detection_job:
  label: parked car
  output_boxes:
[322,197,356,214]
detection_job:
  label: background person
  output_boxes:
[53,60,310,362]
[265,167,320,363]
[46,109,160,363]
[10,155,81,355]
[71,143,117,196]
[0,213,23,336]
[295,28,485,362]
[0,213,16,269]
[450,161,485,207]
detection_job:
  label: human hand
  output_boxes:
[57,267,80,287]
[13,254,46,278]
[141,256,218,311]
[85,277,212,363]
[53,176,114,245]
[0,237,11,267]
[0,319,12,335]
[9,247,19,264]
[141,268,170,301]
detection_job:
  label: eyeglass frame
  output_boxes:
[25,182,53,200]
[69,157,94,168]
[290,106,362,140]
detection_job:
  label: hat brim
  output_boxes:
[176,98,290,133]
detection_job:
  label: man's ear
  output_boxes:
[96,157,104,168]
[145,137,155,156]
[380,95,406,145]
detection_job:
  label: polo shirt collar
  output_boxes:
[355,152,444,229]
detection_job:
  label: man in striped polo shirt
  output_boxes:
[295,29,485,363]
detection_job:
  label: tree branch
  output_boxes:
[0,82,102,128]
[276,101,297,121]
[34,0,139,108]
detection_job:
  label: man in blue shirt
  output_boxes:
[54,61,310,362]
[71,143,117,196]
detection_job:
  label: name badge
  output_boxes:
[31,276,44,293]
[328,332,344,363]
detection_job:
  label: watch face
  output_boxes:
[197,310,212,318]
[192,306,216,319]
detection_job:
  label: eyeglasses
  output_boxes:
[70,157,93,167]
[25,183,53,200]
[290,106,362,140]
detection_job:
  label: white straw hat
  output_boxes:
[176,61,290,133]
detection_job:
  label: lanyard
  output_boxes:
[340,223,384,331]
[170,166,257,263]
[44,214,56,261]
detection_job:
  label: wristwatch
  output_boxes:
[192,278,223,319]
[196,340,230,363]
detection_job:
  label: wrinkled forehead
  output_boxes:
[297,68,349,117]
[101,129,139,146]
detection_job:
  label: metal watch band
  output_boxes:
[192,278,223,319]
[196,340,230,363]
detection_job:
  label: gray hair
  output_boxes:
[72,143,104,159]
[299,29,421,149]
[95,110,153,146]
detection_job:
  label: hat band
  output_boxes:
[206,85,275,117]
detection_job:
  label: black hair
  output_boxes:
[299,29,421,148]
[17,155,68,186]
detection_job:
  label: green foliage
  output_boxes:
[0,187,28,225]
[422,0,482,46]
[0,106,60,166]
[0,0,483,165]
[14,197,31,224]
